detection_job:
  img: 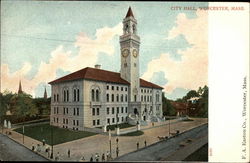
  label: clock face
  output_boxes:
[133,49,138,58]
[122,49,129,58]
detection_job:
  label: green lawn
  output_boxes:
[14,123,97,145]
[102,123,135,131]
[120,130,144,136]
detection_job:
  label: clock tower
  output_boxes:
[120,7,140,102]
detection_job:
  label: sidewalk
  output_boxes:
[1,128,52,161]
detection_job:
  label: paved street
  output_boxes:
[114,123,208,161]
[0,134,48,161]
[2,118,207,161]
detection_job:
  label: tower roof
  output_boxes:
[125,7,134,18]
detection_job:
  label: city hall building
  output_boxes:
[49,7,163,130]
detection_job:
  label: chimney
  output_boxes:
[95,64,101,69]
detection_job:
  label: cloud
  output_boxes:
[142,9,208,94]
[1,23,123,96]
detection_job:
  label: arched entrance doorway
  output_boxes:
[134,108,138,115]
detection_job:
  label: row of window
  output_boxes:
[106,94,128,102]
[92,116,128,126]
[53,88,80,103]
[141,95,152,102]
[53,117,79,126]
[107,85,128,91]
[106,107,128,115]
[54,107,80,116]
[141,89,152,94]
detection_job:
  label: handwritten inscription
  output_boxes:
[170,6,245,11]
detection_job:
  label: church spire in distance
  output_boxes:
[44,86,47,99]
[18,80,22,94]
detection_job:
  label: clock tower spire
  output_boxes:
[120,7,140,102]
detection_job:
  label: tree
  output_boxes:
[197,85,208,117]
[162,92,176,116]
[15,93,38,117]
[182,90,199,101]
[0,90,15,117]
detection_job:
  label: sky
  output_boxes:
[1,1,208,100]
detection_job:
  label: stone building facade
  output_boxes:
[49,7,163,130]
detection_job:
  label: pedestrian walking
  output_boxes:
[42,139,45,146]
[90,155,93,162]
[144,140,147,147]
[137,142,139,150]
[55,152,59,161]
[116,137,119,144]
[68,149,71,158]
[95,153,99,162]
[31,143,35,151]
[102,153,105,161]
[116,147,119,157]
[106,151,110,161]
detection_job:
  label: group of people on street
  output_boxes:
[89,151,113,162]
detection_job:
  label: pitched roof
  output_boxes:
[125,7,134,18]
[49,67,163,89]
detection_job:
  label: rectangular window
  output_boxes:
[77,108,79,116]
[121,107,124,113]
[141,95,143,101]
[54,94,56,102]
[92,108,95,116]
[93,120,96,126]
[112,86,114,90]
[126,107,128,113]
[116,95,119,102]
[112,118,115,123]
[54,117,55,122]
[57,94,59,102]
[112,107,115,114]
[107,85,109,90]
[97,119,100,125]
[107,107,110,115]
[57,107,59,114]
[97,108,99,115]
[67,108,68,114]
[66,119,68,124]
[117,107,119,114]
[117,86,119,91]
[77,120,79,126]
[54,107,56,114]
[63,108,65,115]
[57,118,58,123]
[112,94,114,102]
[107,118,110,124]
[73,108,75,115]
[121,87,123,91]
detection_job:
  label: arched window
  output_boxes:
[96,90,99,102]
[66,90,69,102]
[73,89,76,101]
[92,89,95,101]
[77,89,80,101]
[133,24,136,34]
[63,90,66,102]
[121,94,124,102]
[112,94,114,102]
[125,95,128,102]
[106,94,109,102]
[116,94,119,102]
[125,24,129,34]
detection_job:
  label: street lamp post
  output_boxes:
[50,125,54,159]
[22,124,24,144]
[169,118,170,137]
[109,129,112,159]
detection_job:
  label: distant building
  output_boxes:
[48,7,163,130]
[171,101,188,116]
